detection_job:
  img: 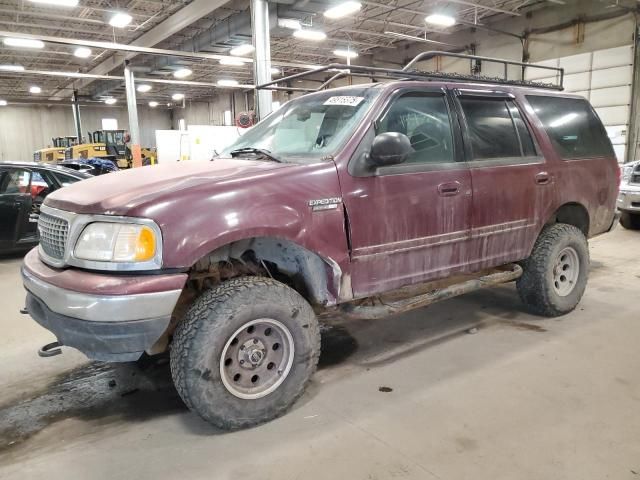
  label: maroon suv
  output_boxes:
[21,54,619,429]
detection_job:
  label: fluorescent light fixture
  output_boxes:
[104,98,117,105]
[333,48,358,58]
[425,14,456,27]
[324,1,361,19]
[278,18,302,30]
[173,68,192,79]
[270,67,281,75]
[217,79,239,87]
[384,31,460,48]
[0,100,7,106]
[29,0,79,5]
[29,86,42,94]
[148,101,159,108]
[229,44,254,56]
[109,12,132,28]
[0,64,24,71]
[136,84,152,93]
[293,29,327,41]
[219,58,247,66]
[74,47,92,58]
[3,37,45,49]
[172,93,185,101]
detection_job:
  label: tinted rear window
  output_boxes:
[526,95,614,159]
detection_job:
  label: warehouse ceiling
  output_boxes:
[0,0,605,105]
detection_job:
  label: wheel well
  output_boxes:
[188,237,340,307]
[549,203,590,236]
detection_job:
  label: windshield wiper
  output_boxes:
[229,147,282,163]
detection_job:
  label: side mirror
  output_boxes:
[367,132,413,167]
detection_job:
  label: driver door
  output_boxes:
[341,88,473,298]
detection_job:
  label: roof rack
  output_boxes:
[257,51,565,92]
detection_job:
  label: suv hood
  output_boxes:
[45,158,290,215]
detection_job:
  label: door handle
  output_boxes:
[535,172,551,185]
[437,181,461,197]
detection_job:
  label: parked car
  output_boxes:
[60,158,118,176]
[21,54,619,430]
[0,161,91,254]
[618,160,640,229]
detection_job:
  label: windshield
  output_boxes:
[220,86,381,162]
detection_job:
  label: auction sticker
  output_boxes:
[324,96,365,106]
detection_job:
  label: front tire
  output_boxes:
[170,276,320,430]
[517,224,589,317]
[620,211,640,230]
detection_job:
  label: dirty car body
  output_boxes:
[22,79,618,363]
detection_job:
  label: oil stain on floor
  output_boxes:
[0,355,186,454]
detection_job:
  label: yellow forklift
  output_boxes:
[34,136,77,164]
[64,130,131,168]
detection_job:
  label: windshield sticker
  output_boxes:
[323,96,365,107]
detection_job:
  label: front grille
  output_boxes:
[38,212,69,260]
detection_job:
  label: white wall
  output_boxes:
[0,104,172,161]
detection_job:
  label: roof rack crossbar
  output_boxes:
[256,51,565,92]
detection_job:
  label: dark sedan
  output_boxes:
[0,161,91,254]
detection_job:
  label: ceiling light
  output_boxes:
[3,38,45,49]
[333,48,358,58]
[0,65,24,71]
[173,68,192,79]
[425,14,456,27]
[29,86,42,94]
[270,67,281,75]
[324,1,361,19]
[74,47,92,58]
[229,44,254,56]
[137,84,152,93]
[172,93,185,101]
[219,58,247,66]
[293,29,327,41]
[109,12,132,28]
[148,101,159,108]
[278,18,302,30]
[217,79,239,87]
[104,98,117,105]
[29,0,79,5]
[0,100,7,106]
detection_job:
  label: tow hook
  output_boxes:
[39,341,63,357]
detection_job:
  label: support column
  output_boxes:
[251,0,272,120]
[123,60,142,168]
[71,90,83,143]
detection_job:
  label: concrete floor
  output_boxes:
[1,228,639,480]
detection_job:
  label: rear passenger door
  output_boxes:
[453,90,553,269]
[0,168,35,249]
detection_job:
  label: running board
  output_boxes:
[333,264,523,320]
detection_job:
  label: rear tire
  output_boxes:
[517,224,589,317]
[170,276,320,430]
[620,211,640,230]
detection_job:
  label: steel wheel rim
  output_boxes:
[552,246,580,297]
[220,318,295,400]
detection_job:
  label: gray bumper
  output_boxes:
[22,268,181,362]
[618,185,640,212]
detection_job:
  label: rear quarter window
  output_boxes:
[526,95,614,159]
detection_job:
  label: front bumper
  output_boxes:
[618,184,640,212]
[22,248,187,362]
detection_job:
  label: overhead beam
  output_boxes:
[0,31,324,70]
[362,0,520,17]
[51,0,233,97]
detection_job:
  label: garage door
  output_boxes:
[524,45,633,163]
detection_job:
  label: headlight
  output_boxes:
[622,165,634,182]
[75,222,158,263]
